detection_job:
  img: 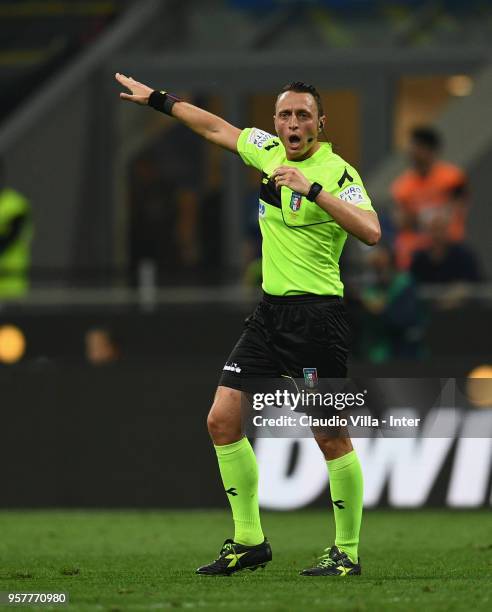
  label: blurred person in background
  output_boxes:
[359,243,424,362]
[391,127,468,270]
[85,327,122,365]
[411,215,480,284]
[0,157,32,300]
[410,214,481,310]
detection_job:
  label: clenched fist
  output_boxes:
[271,166,312,195]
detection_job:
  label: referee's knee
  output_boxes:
[206,409,223,438]
[207,410,241,444]
[207,387,242,444]
[315,435,353,461]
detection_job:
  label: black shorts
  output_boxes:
[219,292,350,391]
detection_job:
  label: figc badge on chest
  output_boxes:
[290,192,302,212]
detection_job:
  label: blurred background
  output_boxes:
[0,0,491,509]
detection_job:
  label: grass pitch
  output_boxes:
[0,510,491,612]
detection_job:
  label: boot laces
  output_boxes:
[216,541,237,563]
[316,546,346,569]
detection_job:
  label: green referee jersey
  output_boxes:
[237,127,375,296]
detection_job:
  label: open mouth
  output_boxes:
[288,134,301,146]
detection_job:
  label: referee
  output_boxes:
[116,74,381,577]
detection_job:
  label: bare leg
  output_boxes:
[313,431,353,460]
[207,385,243,445]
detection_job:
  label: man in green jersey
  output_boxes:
[116,74,381,577]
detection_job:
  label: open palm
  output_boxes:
[115,72,153,105]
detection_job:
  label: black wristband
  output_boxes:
[148,90,182,116]
[306,182,323,202]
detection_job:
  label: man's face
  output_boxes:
[408,140,436,170]
[85,330,118,365]
[274,91,323,161]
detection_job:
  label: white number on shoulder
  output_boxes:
[247,128,274,149]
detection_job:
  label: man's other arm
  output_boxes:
[0,215,26,254]
[115,73,241,153]
[311,191,381,246]
[271,166,381,246]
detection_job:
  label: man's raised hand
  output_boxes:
[115,73,153,105]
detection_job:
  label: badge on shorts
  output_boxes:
[290,192,302,212]
[303,367,318,388]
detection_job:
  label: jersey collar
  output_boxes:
[286,142,333,166]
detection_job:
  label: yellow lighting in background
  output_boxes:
[466,365,492,408]
[0,325,26,364]
[447,75,473,97]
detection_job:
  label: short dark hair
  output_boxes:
[277,81,324,118]
[411,126,441,151]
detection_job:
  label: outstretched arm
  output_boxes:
[115,73,241,153]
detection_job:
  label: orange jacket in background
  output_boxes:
[391,161,468,269]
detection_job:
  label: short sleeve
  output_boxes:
[236,127,279,172]
[332,164,374,212]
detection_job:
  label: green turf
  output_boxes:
[0,510,491,612]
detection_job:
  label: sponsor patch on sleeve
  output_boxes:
[247,128,274,149]
[337,184,368,205]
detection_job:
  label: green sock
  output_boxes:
[327,450,363,563]
[214,437,264,546]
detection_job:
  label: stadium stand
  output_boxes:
[0,1,129,121]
